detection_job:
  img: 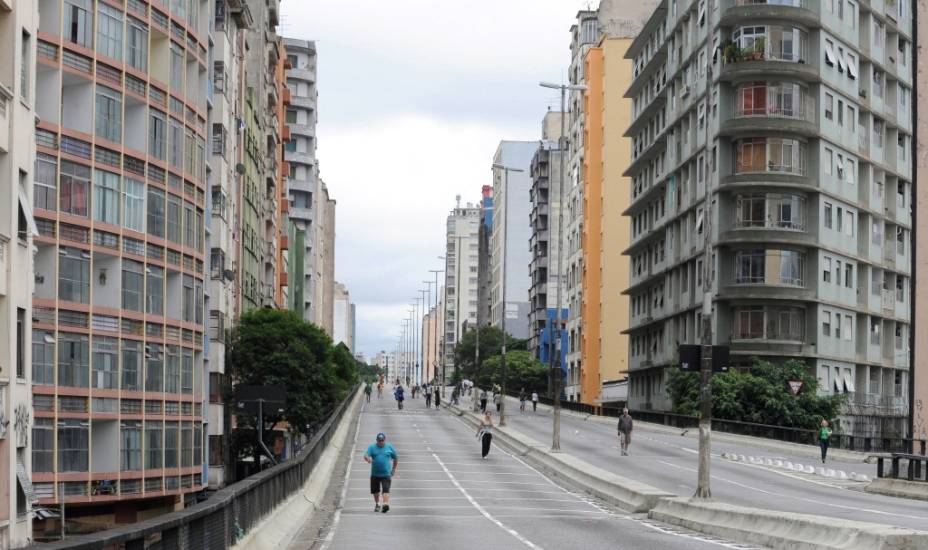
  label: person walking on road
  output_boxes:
[819,419,833,463]
[364,383,372,403]
[519,389,527,414]
[377,383,383,399]
[365,432,398,513]
[424,384,432,408]
[394,384,405,410]
[617,408,634,456]
[493,392,501,413]
[434,387,441,409]
[477,411,494,459]
[531,391,539,412]
[480,389,488,413]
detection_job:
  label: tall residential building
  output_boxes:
[421,305,441,383]
[476,185,493,328]
[564,9,599,400]
[915,3,928,447]
[1,0,37,543]
[528,111,567,367]
[281,38,320,323]
[625,0,913,439]
[31,0,210,526]
[579,3,655,405]
[207,0,251,489]
[315,181,336,335]
[373,350,394,382]
[489,142,536,341]
[332,282,354,352]
[442,201,480,376]
[274,39,290,309]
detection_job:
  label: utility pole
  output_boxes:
[540,81,586,451]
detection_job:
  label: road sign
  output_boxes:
[788,380,804,395]
[677,345,730,372]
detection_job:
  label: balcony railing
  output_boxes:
[735,0,804,5]
[734,96,814,122]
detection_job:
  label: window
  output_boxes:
[58,332,89,388]
[147,187,165,237]
[734,306,804,341]
[873,219,883,245]
[146,265,164,315]
[59,247,90,303]
[733,249,804,286]
[33,154,57,211]
[167,194,182,244]
[169,119,183,169]
[33,419,54,473]
[844,262,853,288]
[845,210,854,236]
[96,3,123,59]
[15,308,25,379]
[164,422,179,468]
[122,178,145,232]
[60,161,91,217]
[824,39,836,66]
[181,422,193,467]
[122,259,144,312]
[896,276,905,302]
[184,201,196,248]
[824,148,833,175]
[126,17,148,71]
[873,20,884,49]
[20,30,30,100]
[64,0,93,48]
[824,202,833,229]
[846,52,857,79]
[93,170,120,225]
[145,344,163,392]
[182,275,195,322]
[32,330,55,385]
[92,336,118,389]
[824,93,833,120]
[58,420,89,472]
[122,339,141,391]
[121,422,142,471]
[897,226,906,255]
[182,349,194,394]
[146,423,163,469]
[823,256,832,283]
[149,109,166,160]
[823,311,831,336]
[843,315,853,341]
[165,345,180,394]
[170,43,184,92]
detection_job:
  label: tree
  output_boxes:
[452,325,528,385]
[666,358,846,430]
[478,351,548,394]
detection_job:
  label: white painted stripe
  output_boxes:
[433,452,544,550]
[318,402,362,550]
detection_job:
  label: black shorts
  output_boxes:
[370,476,392,494]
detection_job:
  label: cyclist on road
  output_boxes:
[365,432,398,513]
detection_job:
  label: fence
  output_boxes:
[30,385,359,550]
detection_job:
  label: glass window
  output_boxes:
[94,169,120,225]
[121,422,142,471]
[170,43,184,92]
[164,421,179,468]
[183,275,195,322]
[92,336,119,389]
[146,265,164,315]
[33,419,55,473]
[122,259,144,312]
[121,339,141,391]
[735,306,804,341]
[194,423,202,466]
[34,153,58,211]
[823,256,832,283]
[96,2,123,59]
[58,419,89,472]
[126,16,148,71]
[165,345,180,394]
[181,422,193,467]
[145,344,163,392]
[167,194,182,244]
[169,118,183,169]
[58,333,89,388]
[824,202,833,229]
[147,187,165,237]
[184,201,196,248]
[823,311,832,336]
[33,330,55,386]
[181,348,193,394]
[60,160,91,217]
[146,423,163,470]
[123,177,145,232]
[59,247,90,303]
[149,109,166,160]
[64,0,93,48]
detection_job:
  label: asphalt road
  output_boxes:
[298,394,756,550]
[488,395,928,531]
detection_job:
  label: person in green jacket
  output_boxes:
[819,419,833,463]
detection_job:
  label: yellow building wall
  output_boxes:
[581,37,635,405]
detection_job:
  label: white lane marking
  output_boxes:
[345,487,572,495]
[318,402,363,550]
[432,452,545,550]
[658,461,928,522]
[344,496,585,503]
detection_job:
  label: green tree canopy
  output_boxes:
[452,325,528,385]
[476,350,548,394]
[666,358,846,430]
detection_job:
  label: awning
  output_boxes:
[824,42,836,66]
[843,369,856,393]
[847,55,858,79]
[18,187,39,238]
[16,460,35,504]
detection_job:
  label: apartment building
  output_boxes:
[563,10,598,400]
[332,282,354,353]
[0,0,37,543]
[528,112,567,367]
[421,305,441,384]
[489,142,535,342]
[476,185,493,329]
[281,37,320,323]
[915,3,928,447]
[31,0,212,526]
[315,181,336,336]
[442,202,480,374]
[624,0,913,438]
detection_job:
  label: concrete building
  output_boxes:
[332,282,354,352]
[315,182,336,336]
[372,350,394,382]
[281,38,320,324]
[31,0,211,527]
[564,9,599,400]
[476,185,493,329]
[528,112,567,370]
[441,201,480,376]
[421,305,441,384]
[490,142,536,341]
[0,0,37,543]
[207,0,252,489]
[915,0,928,446]
[625,0,913,439]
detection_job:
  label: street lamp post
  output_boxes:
[422,281,434,383]
[434,260,448,396]
[419,289,429,384]
[491,163,524,427]
[539,80,587,452]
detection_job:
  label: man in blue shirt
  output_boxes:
[364,432,398,513]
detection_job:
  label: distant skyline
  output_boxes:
[281,1,594,358]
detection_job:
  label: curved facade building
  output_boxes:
[624,0,913,437]
[32,0,209,520]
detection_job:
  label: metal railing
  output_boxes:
[30,385,359,550]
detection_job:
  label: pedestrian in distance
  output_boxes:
[819,419,833,463]
[364,382,372,403]
[377,383,383,399]
[434,387,441,409]
[394,384,405,410]
[519,389,527,414]
[494,392,501,413]
[617,408,633,456]
[364,432,398,513]
[477,411,494,459]
[480,389,488,413]
[532,391,539,412]
[425,384,432,408]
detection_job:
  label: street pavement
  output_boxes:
[295,393,757,550]
[490,395,928,531]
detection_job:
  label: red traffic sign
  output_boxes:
[788,380,804,396]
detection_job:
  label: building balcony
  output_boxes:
[0,84,10,153]
[282,87,292,106]
[285,149,315,166]
[719,0,819,29]
[282,124,291,141]
[290,122,315,138]
[290,206,313,222]
[843,392,908,416]
[288,68,316,83]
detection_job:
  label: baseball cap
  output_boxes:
[376,433,386,441]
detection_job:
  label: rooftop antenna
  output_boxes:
[456,194,461,208]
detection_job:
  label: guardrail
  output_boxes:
[30,384,359,550]
[877,453,928,482]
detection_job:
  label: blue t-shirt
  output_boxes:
[366,443,397,478]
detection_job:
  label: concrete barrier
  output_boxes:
[649,497,928,550]
[865,477,928,502]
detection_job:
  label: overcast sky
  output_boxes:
[280,1,595,359]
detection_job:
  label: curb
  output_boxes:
[649,497,928,550]
[865,477,928,502]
